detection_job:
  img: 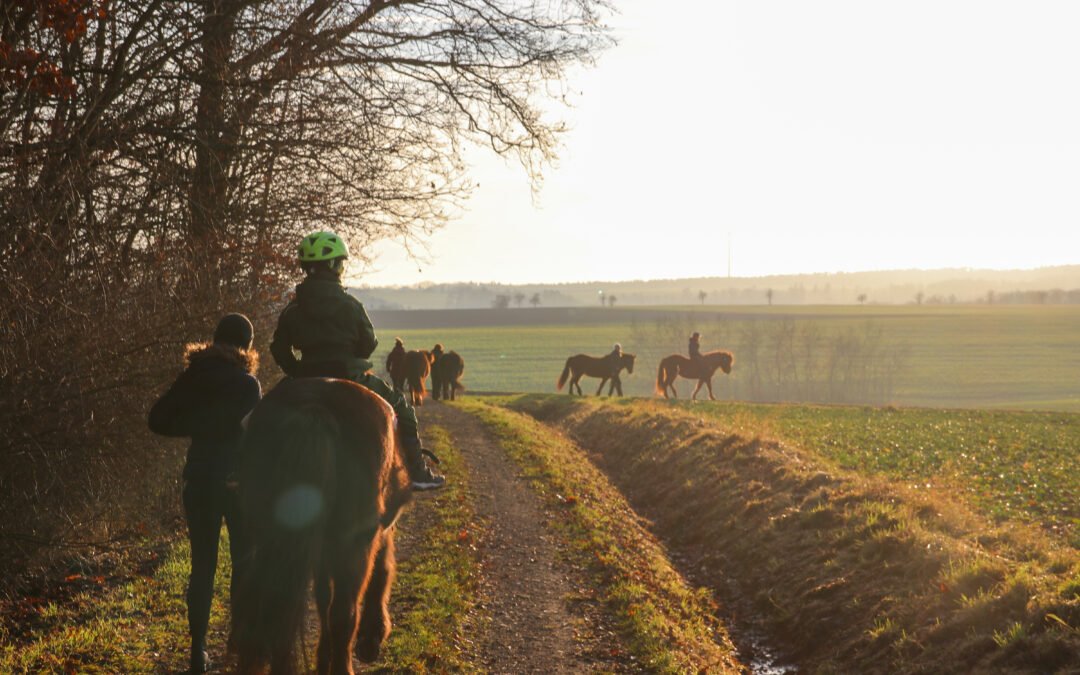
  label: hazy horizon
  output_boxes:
[349,1,1080,288]
[354,262,1080,291]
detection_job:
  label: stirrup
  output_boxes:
[421,448,441,465]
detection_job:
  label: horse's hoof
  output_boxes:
[355,634,385,663]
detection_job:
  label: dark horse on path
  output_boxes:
[430,345,465,401]
[405,349,434,406]
[232,378,411,675]
[557,352,636,396]
[655,350,734,400]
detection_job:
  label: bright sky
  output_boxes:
[355,0,1080,287]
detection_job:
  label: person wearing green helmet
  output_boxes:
[270,231,446,490]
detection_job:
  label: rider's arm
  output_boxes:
[270,308,302,377]
[351,299,378,359]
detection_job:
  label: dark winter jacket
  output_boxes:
[149,343,261,481]
[270,268,378,379]
[689,336,703,361]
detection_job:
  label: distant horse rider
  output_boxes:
[688,331,703,373]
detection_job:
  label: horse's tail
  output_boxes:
[655,358,669,395]
[232,397,339,671]
[405,351,430,403]
[556,357,572,391]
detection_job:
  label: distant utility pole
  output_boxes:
[728,232,732,278]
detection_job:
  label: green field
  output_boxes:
[367,304,1080,411]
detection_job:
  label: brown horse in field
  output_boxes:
[385,338,407,393]
[430,345,465,401]
[655,350,734,400]
[405,349,433,406]
[557,352,636,396]
[232,377,411,675]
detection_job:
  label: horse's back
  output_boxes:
[244,378,406,515]
[406,350,432,378]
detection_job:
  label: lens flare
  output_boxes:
[274,484,324,529]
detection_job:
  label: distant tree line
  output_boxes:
[982,289,1080,305]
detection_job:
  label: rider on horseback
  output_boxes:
[688,332,703,375]
[270,232,446,490]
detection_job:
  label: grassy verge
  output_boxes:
[372,425,481,673]
[659,400,1080,546]
[503,394,1080,672]
[0,535,226,674]
[452,398,742,674]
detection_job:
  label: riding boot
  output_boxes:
[189,634,210,673]
[401,435,446,490]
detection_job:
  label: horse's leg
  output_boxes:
[326,546,372,675]
[571,372,583,396]
[706,378,716,401]
[356,532,395,663]
[692,379,703,400]
[315,568,333,674]
[596,377,608,396]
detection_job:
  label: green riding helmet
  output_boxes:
[298,231,349,263]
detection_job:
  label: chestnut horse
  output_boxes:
[385,338,407,393]
[655,350,734,400]
[405,349,433,406]
[430,347,465,401]
[556,352,636,396]
[232,377,411,675]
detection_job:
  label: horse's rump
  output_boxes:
[405,350,433,405]
[431,350,465,400]
[232,378,410,672]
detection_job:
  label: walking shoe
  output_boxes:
[409,461,447,491]
[189,637,210,673]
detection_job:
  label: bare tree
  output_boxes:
[514,292,526,307]
[529,292,541,308]
[0,0,613,587]
[607,294,617,308]
[699,289,707,305]
[766,288,773,306]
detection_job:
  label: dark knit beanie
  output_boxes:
[213,313,254,350]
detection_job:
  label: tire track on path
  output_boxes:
[415,400,625,673]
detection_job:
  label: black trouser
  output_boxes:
[182,474,252,642]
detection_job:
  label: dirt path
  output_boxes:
[412,401,625,673]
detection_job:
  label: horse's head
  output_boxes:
[622,352,636,374]
[713,350,734,374]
